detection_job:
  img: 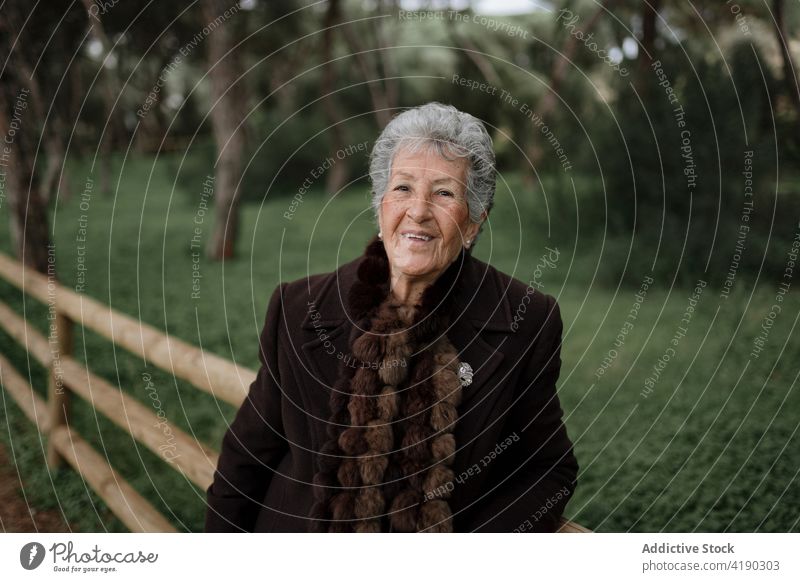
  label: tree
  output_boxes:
[340,1,399,128]
[80,0,126,197]
[201,0,249,260]
[524,0,613,177]
[0,2,84,273]
[772,0,800,122]
[321,0,351,195]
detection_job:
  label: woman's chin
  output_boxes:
[393,258,441,280]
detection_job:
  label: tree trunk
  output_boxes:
[524,0,612,183]
[134,51,177,154]
[340,14,394,128]
[0,88,53,274]
[639,0,660,72]
[0,2,86,273]
[322,0,349,195]
[82,0,123,196]
[374,1,400,114]
[202,0,248,261]
[773,0,800,120]
[634,0,661,99]
[38,124,67,206]
[446,17,502,87]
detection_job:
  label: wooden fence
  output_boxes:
[0,251,589,533]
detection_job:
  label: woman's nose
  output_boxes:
[406,192,433,222]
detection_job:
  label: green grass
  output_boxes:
[0,153,798,532]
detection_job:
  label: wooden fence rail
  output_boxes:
[0,251,589,533]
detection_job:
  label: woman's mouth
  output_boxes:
[401,233,434,245]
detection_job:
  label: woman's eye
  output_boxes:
[436,190,454,197]
[393,185,409,192]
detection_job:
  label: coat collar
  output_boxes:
[300,236,513,416]
[300,236,513,333]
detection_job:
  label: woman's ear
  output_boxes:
[465,212,487,247]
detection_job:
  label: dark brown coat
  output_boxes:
[204,247,579,532]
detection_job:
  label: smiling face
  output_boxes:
[378,146,483,288]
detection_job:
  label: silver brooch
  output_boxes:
[458,362,474,387]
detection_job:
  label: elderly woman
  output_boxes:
[205,102,578,533]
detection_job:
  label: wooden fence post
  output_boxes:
[47,311,73,469]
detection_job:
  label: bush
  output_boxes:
[583,42,796,287]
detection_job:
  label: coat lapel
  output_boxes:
[447,258,512,414]
[447,316,506,413]
[297,247,515,415]
[298,260,357,390]
[299,322,348,388]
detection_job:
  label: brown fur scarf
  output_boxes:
[309,236,467,532]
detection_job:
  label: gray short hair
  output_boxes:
[368,102,496,239]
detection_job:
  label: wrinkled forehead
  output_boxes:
[389,140,469,183]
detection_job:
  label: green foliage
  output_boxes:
[243,105,373,200]
[3,0,800,534]
[1,153,799,532]
[584,41,797,286]
[560,283,800,532]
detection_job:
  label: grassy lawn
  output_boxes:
[0,153,797,532]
